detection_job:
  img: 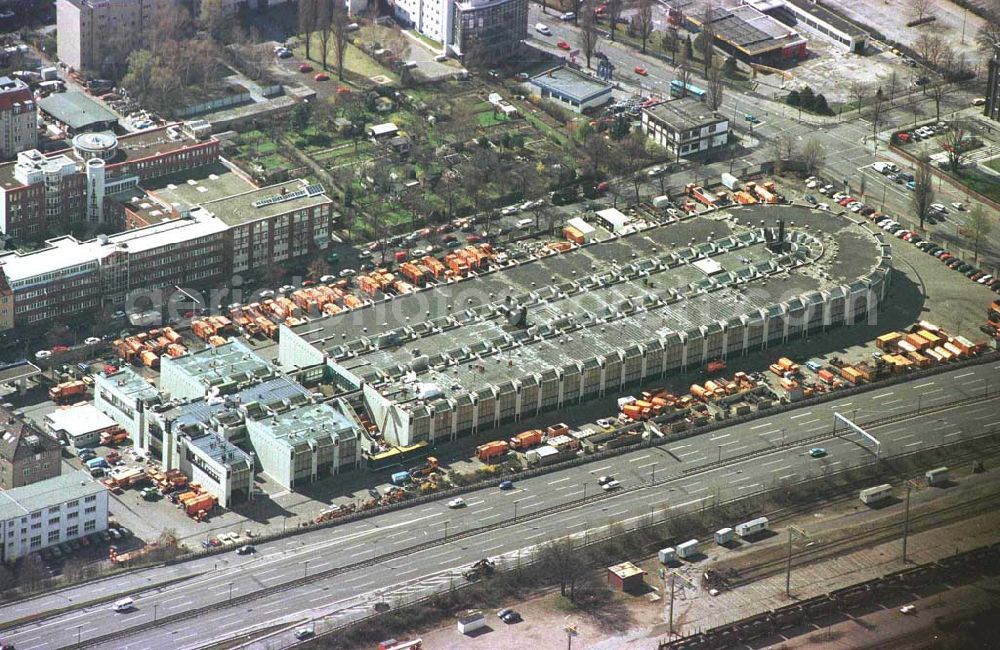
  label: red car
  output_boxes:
[466,234,483,243]
[52,345,70,353]
[336,86,351,94]
[314,72,329,81]
[634,66,648,76]
[437,223,455,233]
[442,234,458,243]
[557,41,570,50]
[298,63,313,73]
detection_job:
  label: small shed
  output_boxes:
[368,122,399,139]
[595,207,630,233]
[389,135,412,154]
[606,561,645,592]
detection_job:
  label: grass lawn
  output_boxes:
[985,158,1000,174]
[955,168,1000,203]
[296,40,397,83]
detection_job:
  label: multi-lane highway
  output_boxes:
[4,362,999,649]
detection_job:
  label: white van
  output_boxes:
[516,218,533,230]
[112,597,135,612]
[535,23,551,35]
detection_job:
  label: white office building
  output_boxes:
[0,470,108,562]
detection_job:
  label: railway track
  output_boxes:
[729,486,1000,587]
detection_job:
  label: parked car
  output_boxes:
[236,545,256,555]
[294,626,315,640]
[557,40,571,50]
[634,66,648,75]
[314,73,329,81]
[298,63,313,73]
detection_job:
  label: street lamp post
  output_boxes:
[717,445,722,463]
[304,559,310,578]
[228,582,234,603]
[77,625,82,647]
[444,520,449,541]
[513,500,519,522]
[651,462,657,484]
[153,603,158,623]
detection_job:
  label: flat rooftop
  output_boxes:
[251,401,359,449]
[45,404,117,436]
[701,5,806,56]
[164,339,275,392]
[38,91,118,131]
[0,208,228,286]
[165,376,311,428]
[0,471,105,521]
[145,163,256,210]
[645,97,725,130]
[531,67,612,102]
[293,206,888,404]
[97,367,160,404]
[782,0,868,39]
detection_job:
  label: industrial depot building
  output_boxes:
[278,205,891,450]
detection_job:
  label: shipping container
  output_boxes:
[859,483,892,504]
[676,539,699,558]
[658,547,677,563]
[875,332,902,350]
[817,368,836,384]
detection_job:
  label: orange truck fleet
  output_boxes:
[49,380,87,403]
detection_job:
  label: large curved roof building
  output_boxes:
[279,205,891,448]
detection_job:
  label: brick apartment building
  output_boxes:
[0,126,220,241]
[56,0,174,73]
[0,76,36,160]
[0,405,61,490]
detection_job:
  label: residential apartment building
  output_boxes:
[0,406,61,490]
[0,470,108,563]
[450,0,528,62]
[393,0,528,61]
[56,0,174,73]
[641,98,729,160]
[0,77,36,160]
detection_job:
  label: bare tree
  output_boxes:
[928,81,946,121]
[661,28,679,64]
[885,70,899,102]
[771,133,797,172]
[579,3,600,70]
[676,45,693,98]
[849,80,868,115]
[942,126,970,171]
[635,0,654,54]
[976,14,1000,53]
[870,88,885,145]
[960,206,993,263]
[331,3,352,81]
[198,0,232,44]
[316,0,334,70]
[706,63,724,112]
[581,132,610,178]
[800,138,825,177]
[15,553,48,593]
[914,33,946,67]
[912,0,933,22]
[299,0,319,60]
[912,156,935,229]
[606,0,623,42]
[699,3,716,76]
[539,538,589,600]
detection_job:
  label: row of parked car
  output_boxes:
[39,526,133,562]
[872,214,1000,293]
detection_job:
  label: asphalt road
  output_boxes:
[4,362,999,650]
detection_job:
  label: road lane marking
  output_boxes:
[670,497,711,509]
[790,411,814,419]
[629,454,651,463]
[547,477,571,485]
[944,431,961,437]
[750,423,771,430]
[636,461,658,470]
[896,433,915,441]
[904,441,923,447]
[591,465,613,474]
[778,473,797,480]
[710,433,731,441]
[761,458,786,467]
[737,483,761,491]
[913,381,935,389]
[871,391,894,400]
[954,372,974,379]
[882,399,904,406]
[769,465,792,473]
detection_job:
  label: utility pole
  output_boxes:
[668,573,676,637]
[902,479,920,563]
[785,525,808,597]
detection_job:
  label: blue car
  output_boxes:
[499,480,514,490]
[906,180,916,190]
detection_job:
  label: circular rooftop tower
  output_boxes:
[72,131,119,161]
